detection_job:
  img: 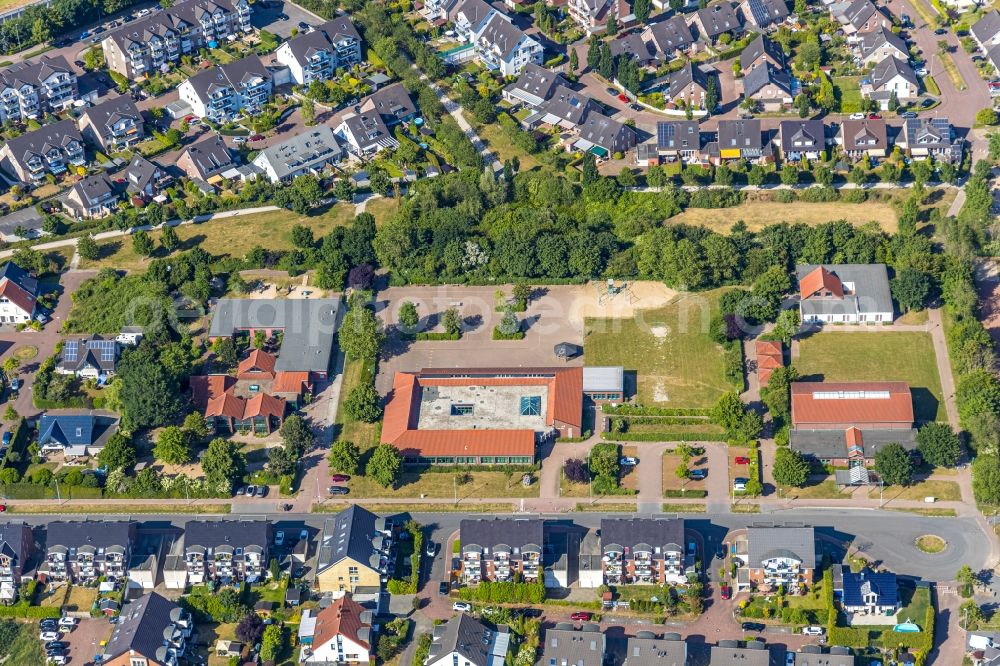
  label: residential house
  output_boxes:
[836,117,888,158]
[358,82,418,126]
[655,120,703,162]
[99,592,193,666]
[856,26,909,66]
[208,298,340,378]
[642,16,696,60]
[740,526,815,591]
[448,0,501,41]
[0,56,79,122]
[38,413,118,457]
[834,565,899,615]
[178,520,270,585]
[460,518,543,584]
[314,505,393,593]
[0,119,86,184]
[526,85,598,130]
[426,614,511,666]
[102,0,253,81]
[861,56,917,109]
[600,518,687,586]
[275,16,362,85]
[755,340,784,387]
[125,155,171,201]
[740,0,789,31]
[986,44,1000,77]
[57,336,119,378]
[63,174,119,220]
[624,633,688,666]
[779,119,825,161]
[742,62,792,110]
[789,380,917,465]
[839,0,889,34]
[967,633,1000,666]
[971,10,1000,53]
[42,520,136,584]
[795,647,856,666]
[665,62,709,109]
[116,326,144,346]
[740,34,786,73]
[335,112,399,156]
[711,119,767,162]
[0,261,38,324]
[300,594,374,664]
[610,32,658,67]
[897,116,963,163]
[474,13,543,76]
[542,625,606,666]
[689,2,743,43]
[78,95,144,153]
[0,523,35,604]
[502,63,568,106]
[710,642,770,665]
[252,126,343,184]
[573,112,637,159]
[796,263,893,324]
[568,0,633,35]
[178,55,273,122]
[176,134,235,182]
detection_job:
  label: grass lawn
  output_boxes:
[335,356,380,451]
[477,122,542,172]
[5,624,45,664]
[9,503,232,514]
[349,469,540,499]
[365,196,402,223]
[779,478,851,500]
[316,502,518,513]
[896,309,929,326]
[667,201,898,233]
[577,502,635,512]
[923,74,941,96]
[584,290,734,407]
[662,451,707,493]
[869,479,961,501]
[914,534,946,553]
[661,503,706,512]
[64,586,98,613]
[833,76,863,113]
[794,331,945,421]
[561,475,591,497]
[81,201,399,272]
[938,51,967,90]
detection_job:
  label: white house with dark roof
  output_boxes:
[0,261,38,324]
[573,112,637,159]
[740,0,789,30]
[335,112,399,156]
[502,63,568,107]
[838,0,889,34]
[972,10,1000,53]
[448,0,501,41]
[99,592,193,666]
[861,56,917,109]
[836,117,888,158]
[642,15,696,60]
[568,0,633,35]
[0,56,79,123]
[0,118,86,184]
[63,174,119,220]
[526,85,599,130]
[855,26,909,66]
[176,134,235,182]
[78,95,144,153]
[358,82,418,126]
[779,119,825,161]
[275,16,362,86]
[665,62,709,108]
[473,13,542,76]
[0,523,35,602]
[178,54,273,122]
[897,116,962,163]
[252,126,343,183]
[426,615,510,666]
[740,526,816,591]
[125,155,170,201]
[740,34,785,73]
[742,61,792,110]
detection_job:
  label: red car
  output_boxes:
[184,115,196,123]
[249,134,265,141]
[331,474,351,482]
[570,612,591,621]
[735,456,751,465]
[868,113,882,119]
[720,584,732,600]
[617,93,628,103]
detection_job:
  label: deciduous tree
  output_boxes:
[874,442,914,486]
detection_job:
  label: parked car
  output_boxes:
[74,60,85,68]
[628,103,642,111]
[275,531,285,546]
[236,486,246,496]
[277,13,288,20]
[245,485,257,497]
[716,544,727,559]
[606,87,618,96]
[1,432,11,448]
[439,581,450,595]
[426,541,436,557]
[521,608,542,617]
[720,584,732,600]
[39,631,60,642]
[10,378,19,393]
[45,642,67,651]
[786,653,796,666]
[48,655,67,665]
[741,622,765,632]
[298,21,309,30]
[899,111,917,118]
[617,93,628,103]
[734,456,750,465]
[58,617,76,630]
[934,27,947,35]
[570,612,591,621]
[849,112,866,120]
[900,13,910,25]
[620,456,638,466]
[257,485,268,497]
[453,602,472,612]
[328,486,349,495]
[331,474,351,482]
[733,478,748,491]
[233,136,247,144]
[868,113,881,119]
[687,541,696,557]
[689,469,707,480]
[916,67,928,76]
[249,134,265,141]
[802,626,825,636]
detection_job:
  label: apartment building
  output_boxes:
[42,521,136,584]
[474,13,543,76]
[275,17,362,85]
[738,526,816,592]
[102,0,253,80]
[0,523,35,603]
[568,0,632,35]
[178,520,270,585]
[252,125,343,184]
[178,55,273,122]
[0,119,86,184]
[78,95,144,153]
[459,518,543,584]
[315,506,394,594]
[600,518,688,586]
[0,56,78,122]
[100,592,193,666]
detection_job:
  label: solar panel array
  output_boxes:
[63,340,79,363]
[92,339,116,362]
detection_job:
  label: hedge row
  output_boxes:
[602,405,711,417]
[609,415,712,425]
[492,328,525,340]
[457,580,545,604]
[387,523,423,595]
[413,331,460,341]
[602,432,729,442]
[663,489,708,498]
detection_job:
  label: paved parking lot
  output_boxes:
[250,0,324,39]
[62,617,110,666]
[373,285,585,394]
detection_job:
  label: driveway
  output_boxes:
[373,285,585,394]
[0,269,95,420]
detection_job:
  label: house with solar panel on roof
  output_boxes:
[57,335,120,381]
[833,564,899,616]
[38,413,119,457]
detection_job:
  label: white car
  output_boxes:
[849,113,866,120]
[58,617,76,629]
[916,67,928,76]
[786,653,795,665]
[452,602,472,612]
[48,656,67,665]
[275,531,285,546]
[619,456,638,466]
[802,625,825,636]
[39,631,60,641]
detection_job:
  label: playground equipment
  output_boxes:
[596,279,638,306]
